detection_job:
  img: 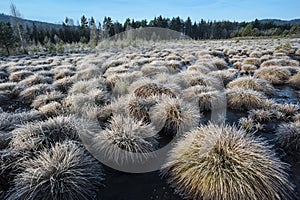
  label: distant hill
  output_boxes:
[260,19,300,25]
[0,13,62,30]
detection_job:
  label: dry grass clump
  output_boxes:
[227,76,276,96]
[141,64,170,76]
[208,70,237,86]
[127,95,158,123]
[276,122,300,153]
[54,69,76,80]
[18,84,58,104]
[53,76,75,93]
[182,86,225,111]
[32,91,65,109]
[277,103,299,117]
[254,67,291,85]
[150,96,200,135]
[288,72,300,89]
[249,51,262,58]
[8,141,103,200]
[107,71,143,97]
[65,89,110,114]
[241,64,257,74]
[19,74,53,86]
[293,113,300,122]
[187,64,211,74]
[242,57,261,66]
[226,88,267,110]
[38,101,63,117]
[9,70,34,82]
[232,61,242,69]
[0,82,25,98]
[10,116,80,151]
[92,114,158,164]
[211,58,228,70]
[74,65,103,80]
[0,110,41,132]
[261,58,299,67]
[130,78,178,98]
[239,117,255,132]
[68,78,107,95]
[180,72,222,89]
[162,123,295,200]
[248,109,273,122]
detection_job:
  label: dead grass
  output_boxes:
[227,76,276,96]
[8,141,103,200]
[254,67,291,85]
[276,122,300,153]
[226,88,267,110]
[150,96,201,136]
[162,123,295,200]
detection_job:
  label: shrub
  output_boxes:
[226,88,267,110]
[254,67,291,85]
[10,116,80,151]
[162,123,296,200]
[276,122,300,153]
[227,76,276,96]
[150,96,201,136]
[8,141,103,200]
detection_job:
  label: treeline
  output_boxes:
[1,15,300,55]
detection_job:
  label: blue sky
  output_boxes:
[0,0,299,24]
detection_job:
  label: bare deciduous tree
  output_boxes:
[10,3,27,54]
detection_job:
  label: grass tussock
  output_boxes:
[288,72,300,89]
[18,84,58,104]
[150,96,201,135]
[10,116,80,151]
[8,141,103,200]
[9,70,34,82]
[227,76,276,96]
[276,122,300,153]
[162,123,296,200]
[261,58,299,67]
[226,88,267,110]
[92,114,158,164]
[20,74,53,86]
[31,91,65,109]
[254,67,291,85]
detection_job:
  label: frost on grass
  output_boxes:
[162,123,296,200]
[8,141,104,200]
[10,116,81,151]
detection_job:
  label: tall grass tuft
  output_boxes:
[162,123,296,200]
